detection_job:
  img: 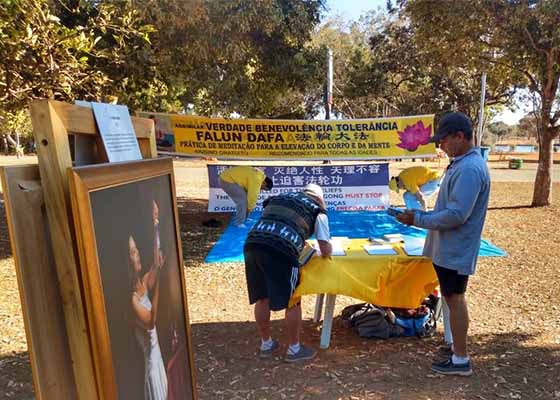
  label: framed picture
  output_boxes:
[68,157,196,400]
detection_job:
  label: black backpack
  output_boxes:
[341,303,403,339]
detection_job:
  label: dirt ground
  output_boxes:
[0,155,559,400]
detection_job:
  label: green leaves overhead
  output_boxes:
[0,0,156,112]
[400,0,560,205]
[134,0,326,117]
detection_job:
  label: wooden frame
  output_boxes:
[23,99,158,399]
[67,157,196,399]
[0,165,77,399]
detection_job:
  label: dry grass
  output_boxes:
[1,156,559,400]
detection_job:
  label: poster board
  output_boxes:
[138,112,436,160]
[68,158,196,399]
[208,163,390,212]
[91,102,143,162]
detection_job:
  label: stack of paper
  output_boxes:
[402,236,425,256]
[368,238,386,245]
[383,233,404,243]
[309,237,348,256]
[363,244,398,255]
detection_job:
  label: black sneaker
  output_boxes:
[431,357,472,376]
[284,344,317,363]
[258,339,279,359]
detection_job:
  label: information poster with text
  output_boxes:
[178,115,435,160]
[208,164,390,212]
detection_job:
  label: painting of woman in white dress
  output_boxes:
[128,200,168,400]
[79,167,196,399]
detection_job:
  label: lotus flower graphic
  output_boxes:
[396,121,432,152]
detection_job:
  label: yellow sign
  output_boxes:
[147,113,436,159]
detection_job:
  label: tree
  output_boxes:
[487,121,515,140]
[518,114,539,139]
[0,0,157,128]
[0,109,32,156]
[400,0,560,206]
[311,16,387,118]
[311,7,515,128]
[134,0,327,118]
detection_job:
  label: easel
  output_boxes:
[0,100,157,399]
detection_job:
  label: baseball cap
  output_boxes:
[303,183,324,200]
[430,112,472,143]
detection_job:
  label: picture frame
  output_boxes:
[68,157,196,400]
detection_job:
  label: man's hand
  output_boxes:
[318,240,332,257]
[396,210,416,226]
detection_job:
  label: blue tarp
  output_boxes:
[204,211,507,263]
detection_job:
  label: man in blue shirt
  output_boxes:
[397,112,490,377]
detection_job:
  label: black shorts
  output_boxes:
[244,243,300,311]
[433,263,469,297]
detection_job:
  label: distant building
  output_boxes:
[495,138,560,153]
[493,139,538,153]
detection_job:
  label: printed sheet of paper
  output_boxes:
[91,102,142,162]
[363,244,398,255]
[310,237,348,256]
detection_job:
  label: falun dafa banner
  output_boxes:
[140,113,437,160]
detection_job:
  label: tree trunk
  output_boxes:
[531,133,554,207]
[16,131,22,159]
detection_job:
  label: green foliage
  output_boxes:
[0,0,157,111]
[135,0,327,117]
[487,121,516,139]
[400,0,560,205]
[518,114,539,139]
[310,8,515,123]
[0,0,328,129]
[0,109,32,137]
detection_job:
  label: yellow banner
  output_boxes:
[143,113,436,159]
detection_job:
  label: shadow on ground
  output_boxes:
[191,320,560,399]
[0,352,34,399]
[488,205,535,211]
[2,320,557,400]
[177,196,230,266]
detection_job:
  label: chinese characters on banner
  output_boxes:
[137,113,436,160]
[207,164,390,212]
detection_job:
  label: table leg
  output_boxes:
[313,294,325,323]
[320,294,336,349]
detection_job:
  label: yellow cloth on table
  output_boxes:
[289,239,438,309]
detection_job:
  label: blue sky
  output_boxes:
[325,0,387,20]
[324,0,526,125]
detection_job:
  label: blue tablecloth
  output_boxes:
[205,211,506,263]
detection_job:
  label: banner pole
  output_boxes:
[477,72,487,146]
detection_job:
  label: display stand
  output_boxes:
[1,100,157,399]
